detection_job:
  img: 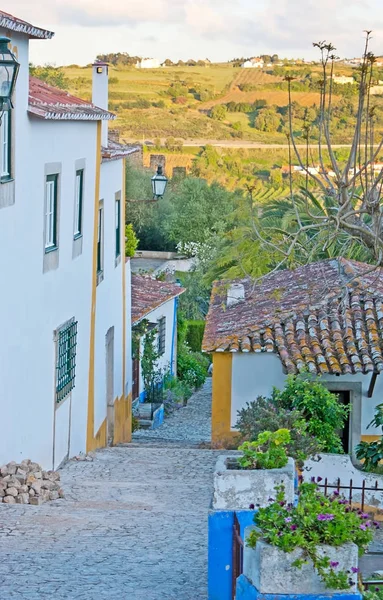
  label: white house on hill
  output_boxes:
[136,58,160,69]
[241,57,264,68]
[0,11,140,469]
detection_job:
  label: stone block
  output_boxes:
[46,471,60,482]
[0,466,8,477]
[243,533,358,595]
[33,471,43,479]
[20,459,31,468]
[28,488,35,497]
[213,456,295,510]
[16,493,30,504]
[2,474,11,482]
[30,496,43,506]
[0,480,7,491]
[49,491,59,501]
[15,468,27,483]
[0,488,4,497]
[3,495,16,504]
[8,477,21,489]
[31,481,42,493]
[42,480,56,491]
[58,488,65,498]
[6,487,18,497]
[19,485,28,493]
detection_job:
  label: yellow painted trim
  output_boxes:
[121,158,132,441]
[86,121,102,452]
[211,353,238,447]
[113,392,132,444]
[361,435,381,442]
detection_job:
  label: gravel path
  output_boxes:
[0,381,217,600]
[132,379,212,446]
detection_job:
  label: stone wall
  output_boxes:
[0,460,64,505]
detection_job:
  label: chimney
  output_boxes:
[227,283,245,307]
[92,62,109,148]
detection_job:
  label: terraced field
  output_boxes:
[230,69,283,89]
[202,89,334,109]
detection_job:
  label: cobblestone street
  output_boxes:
[1,380,218,600]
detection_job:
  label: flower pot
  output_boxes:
[243,529,359,595]
[212,455,295,510]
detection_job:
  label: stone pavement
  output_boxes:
[1,380,218,600]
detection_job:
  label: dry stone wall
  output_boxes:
[0,459,64,505]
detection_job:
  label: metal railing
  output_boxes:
[317,477,383,512]
[232,513,244,599]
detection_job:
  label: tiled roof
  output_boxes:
[102,139,141,162]
[131,275,185,324]
[202,258,383,375]
[28,77,115,121]
[0,10,54,39]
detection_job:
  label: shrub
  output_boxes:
[247,482,377,590]
[238,429,290,470]
[125,224,139,257]
[273,375,348,453]
[210,104,227,121]
[355,402,383,471]
[163,376,193,413]
[177,351,207,389]
[236,396,323,467]
[186,320,205,352]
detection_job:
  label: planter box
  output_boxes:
[243,529,358,595]
[213,455,295,510]
[137,403,164,430]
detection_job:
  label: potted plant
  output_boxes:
[243,482,378,595]
[213,429,295,510]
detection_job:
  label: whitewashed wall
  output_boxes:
[125,260,133,398]
[94,159,124,435]
[230,353,383,438]
[137,299,177,398]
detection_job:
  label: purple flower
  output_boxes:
[351,567,359,574]
[333,490,340,496]
[330,561,339,568]
[311,477,316,483]
[373,521,380,529]
[279,501,286,507]
[317,514,335,521]
[376,588,381,593]
[290,525,298,531]
[361,513,370,519]
[285,517,292,523]
[298,475,304,483]
[317,476,323,482]
[268,497,274,503]
[249,504,255,509]
[360,524,367,531]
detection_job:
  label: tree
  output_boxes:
[210,104,227,121]
[29,64,69,90]
[254,108,281,132]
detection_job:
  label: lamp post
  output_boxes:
[151,165,168,200]
[0,36,20,114]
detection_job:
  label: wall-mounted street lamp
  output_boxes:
[0,37,20,114]
[151,165,168,200]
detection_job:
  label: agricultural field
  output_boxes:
[230,69,283,88]
[201,89,334,109]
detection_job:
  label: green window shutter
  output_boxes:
[56,319,78,403]
[74,169,84,237]
[115,197,121,258]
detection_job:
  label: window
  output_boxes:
[56,319,78,403]
[115,196,121,258]
[97,203,104,275]
[45,174,58,251]
[1,111,11,181]
[74,169,84,238]
[157,317,166,355]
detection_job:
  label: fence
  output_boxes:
[232,513,244,599]
[317,477,383,513]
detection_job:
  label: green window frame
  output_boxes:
[157,317,166,356]
[45,174,58,251]
[56,319,78,403]
[97,205,103,273]
[0,110,11,182]
[115,196,121,258]
[74,169,84,238]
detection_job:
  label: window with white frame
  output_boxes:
[1,111,10,180]
[74,169,84,238]
[45,174,58,250]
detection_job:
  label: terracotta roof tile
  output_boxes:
[0,10,54,39]
[28,77,115,121]
[102,139,140,162]
[131,275,185,324]
[202,258,383,375]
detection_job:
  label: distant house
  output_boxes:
[332,75,355,85]
[345,58,364,67]
[136,58,160,69]
[203,258,383,454]
[131,275,185,402]
[241,57,264,68]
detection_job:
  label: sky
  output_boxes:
[4,0,383,66]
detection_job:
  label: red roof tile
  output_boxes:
[0,10,54,39]
[131,275,185,324]
[28,77,115,121]
[202,258,383,375]
[102,139,141,162]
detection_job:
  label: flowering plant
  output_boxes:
[247,482,378,589]
[238,429,290,470]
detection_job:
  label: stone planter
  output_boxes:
[212,455,295,510]
[243,528,359,595]
[137,403,164,430]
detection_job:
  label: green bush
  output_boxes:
[273,375,348,453]
[125,224,139,257]
[236,396,323,467]
[356,402,383,471]
[186,320,205,352]
[238,429,290,470]
[177,351,207,389]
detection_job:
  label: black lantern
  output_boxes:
[0,37,20,112]
[151,165,168,199]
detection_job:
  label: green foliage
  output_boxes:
[238,429,290,470]
[273,376,348,453]
[125,224,139,257]
[247,483,376,590]
[163,376,193,409]
[364,585,383,600]
[210,104,228,121]
[185,320,206,352]
[254,108,281,132]
[355,403,383,472]
[141,326,161,398]
[132,416,140,432]
[236,396,323,467]
[29,64,69,89]
[177,350,207,389]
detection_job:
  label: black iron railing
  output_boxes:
[232,513,244,599]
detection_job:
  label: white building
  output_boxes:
[203,259,383,455]
[0,11,139,469]
[131,275,185,403]
[241,58,264,69]
[332,75,355,85]
[136,58,160,69]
